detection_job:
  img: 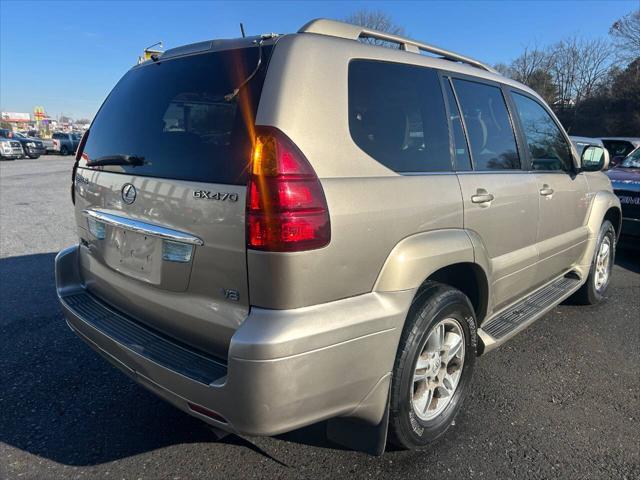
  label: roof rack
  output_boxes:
[298,18,498,74]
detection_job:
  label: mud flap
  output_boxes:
[325,382,391,456]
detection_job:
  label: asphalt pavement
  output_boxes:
[1,156,638,479]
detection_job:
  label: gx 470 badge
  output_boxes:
[193,191,239,202]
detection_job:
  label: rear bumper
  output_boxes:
[56,245,412,436]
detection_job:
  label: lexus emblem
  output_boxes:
[121,183,137,204]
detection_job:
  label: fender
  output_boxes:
[374,229,476,292]
[576,189,621,275]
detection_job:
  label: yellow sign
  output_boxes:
[34,106,46,121]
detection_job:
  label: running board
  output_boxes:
[478,273,582,354]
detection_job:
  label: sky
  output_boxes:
[0,0,636,120]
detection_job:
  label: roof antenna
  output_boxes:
[240,23,246,38]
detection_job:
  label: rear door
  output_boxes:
[74,45,271,358]
[509,91,589,284]
[446,76,540,311]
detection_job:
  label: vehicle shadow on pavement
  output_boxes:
[0,252,341,467]
[0,249,638,467]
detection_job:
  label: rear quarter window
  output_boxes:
[348,60,452,173]
[80,46,271,184]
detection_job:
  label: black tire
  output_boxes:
[570,220,616,305]
[28,154,39,159]
[388,282,477,450]
[60,146,69,156]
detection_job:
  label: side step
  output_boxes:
[478,273,582,353]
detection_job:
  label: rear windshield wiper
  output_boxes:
[86,155,145,167]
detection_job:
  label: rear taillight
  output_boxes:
[247,127,330,252]
[71,129,90,204]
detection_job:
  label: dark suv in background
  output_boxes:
[607,147,640,240]
[601,137,640,168]
[0,129,45,159]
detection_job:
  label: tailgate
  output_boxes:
[72,43,273,358]
[74,171,247,357]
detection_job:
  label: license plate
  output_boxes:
[103,228,161,284]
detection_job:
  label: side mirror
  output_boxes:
[581,145,609,172]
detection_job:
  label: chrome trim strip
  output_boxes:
[82,209,204,246]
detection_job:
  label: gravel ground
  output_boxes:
[1,156,639,479]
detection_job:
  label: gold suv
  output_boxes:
[56,19,621,454]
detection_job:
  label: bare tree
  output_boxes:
[509,45,551,84]
[547,37,613,110]
[548,38,579,110]
[610,9,640,64]
[500,45,557,105]
[344,9,405,47]
[573,38,614,100]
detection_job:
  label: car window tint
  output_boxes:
[452,79,520,170]
[443,80,472,170]
[603,140,634,157]
[80,46,272,185]
[512,93,573,172]
[349,60,452,173]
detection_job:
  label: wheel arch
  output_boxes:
[374,229,490,323]
[420,262,489,323]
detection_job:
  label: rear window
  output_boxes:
[80,46,271,184]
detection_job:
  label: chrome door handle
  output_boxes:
[471,193,494,204]
[539,186,554,196]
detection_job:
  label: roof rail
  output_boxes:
[298,18,498,74]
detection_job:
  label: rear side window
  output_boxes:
[452,79,520,171]
[80,47,271,184]
[512,92,573,172]
[349,60,451,173]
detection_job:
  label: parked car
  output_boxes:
[601,137,640,168]
[606,147,640,239]
[0,130,46,159]
[571,136,604,159]
[48,132,81,155]
[55,19,621,455]
[0,137,24,160]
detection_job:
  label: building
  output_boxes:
[0,112,32,130]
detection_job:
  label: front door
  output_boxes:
[509,91,590,285]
